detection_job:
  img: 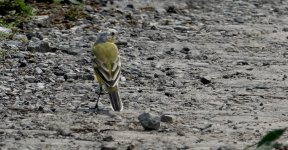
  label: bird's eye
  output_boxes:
[111,32,115,36]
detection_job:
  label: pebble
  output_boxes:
[33,15,49,27]
[35,67,43,74]
[27,40,51,52]
[200,77,211,85]
[164,92,174,97]
[57,127,72,136]
[13,52,26,58]
[101,142,118,150]
[138,112,161,130]
[5,40,22,49]
[61,48,81,56]
[173,25,190,32]
[161,114,175,123]
[37,83,45,89]
[13,34,28,41]
[180,47,190,54]
[217,145,237,150]
[120,76,126,82]
[103,136,114,142]
[177,130,185,136]
[283,28,288,32]
[0,26,12,34]
[19,60,28,67]
[166,6,177,13]
[64,72,78,81]
[234,17,245,23]
[26,32,43,40]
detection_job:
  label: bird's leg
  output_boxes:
[94,85,103,112]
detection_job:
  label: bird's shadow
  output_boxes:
[73,107,114,116]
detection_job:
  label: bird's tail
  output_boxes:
[108,87,123,112]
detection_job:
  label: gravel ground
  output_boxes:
[1,0,288,149]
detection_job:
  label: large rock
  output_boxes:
[27,37,51,52]
[138,112,161,130]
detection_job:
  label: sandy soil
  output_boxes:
[1,0,288,149]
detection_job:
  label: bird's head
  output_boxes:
[96,29,117,44]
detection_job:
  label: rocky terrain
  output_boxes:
[1,0,288,149]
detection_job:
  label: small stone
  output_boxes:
[101,142,118,150]
[164,92,174,97]
[13,34,28,41]
[53,69,65,76]
[180,47,190,54]
[166,70,175,76]
[19,60,27,67]
[283,28,288,32]
[0,26,12,34]
[38,106,44,111]
[236,61,249,65]
[174,26,190,32]
[138,112,161,130]
[35,67,43,74]
[37,83,45,89]
[27,40,51,52]
[85,5,94,12]
[33,15,49,27]
[103,136,114,142]
[127,144,135,150]
[282,74,287,81]
[51,108,56,112]
[234,17,245,23]
[200,77,211,84]
[150,25,157,30]
[13,52,26,58]
[116,39,128,46]
[120,76,126,82]
[217,145,237,150]
[14,136,21,140]
[5,40,22,49]
[87,35,97,41]
[146,56,155,60]
[57,127,71,136]
[26,32,43,40]
[80,74,94,80]
[126,4,134,9]
[177,130,185,136]
[64,73,78,81]
[156,87,165,91]
[161,114,175,123]
[61,48,81,56]
[184,54,193,60]
[166,6,177,13]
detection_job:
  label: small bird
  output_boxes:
[92,29,123,111]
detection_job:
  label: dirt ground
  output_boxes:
[1,0,288,149]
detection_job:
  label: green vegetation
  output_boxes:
[0,0,33,29]
[49,1,90,29]
[64,5,87,21]
[256,128,287,150]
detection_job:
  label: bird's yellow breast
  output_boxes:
[92,42,119,63]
